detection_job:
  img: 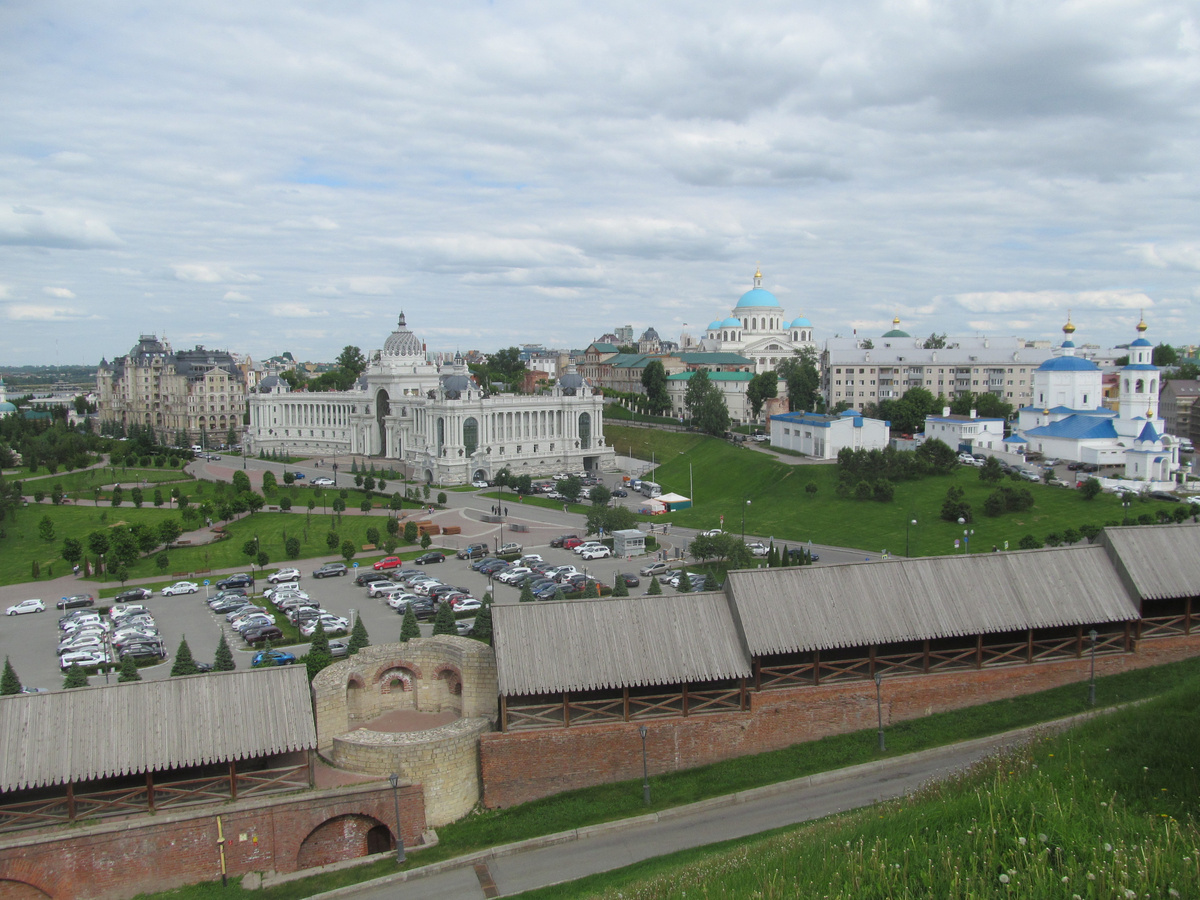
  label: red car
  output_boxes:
[373,556,402,571]
[562,537,584,550]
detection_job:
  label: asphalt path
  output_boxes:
[316,722,1065,900]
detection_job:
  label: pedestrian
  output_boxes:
[504,506,508,517]
[563,503,568,513]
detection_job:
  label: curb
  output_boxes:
[307,706,1122,899]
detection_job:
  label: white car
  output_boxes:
[519,554,543,566]
[60,649,109,669]
[471,480,489,488]
[451,597,482,612]
[747,542,769,557]
[6,599,45,616]
[580,546,612,560]
[266,585,308,602]
[161,581,199,596]
[573,542,605,555]
[701,529,724,537]
[497,566,532,585]
[58,634,106,655]
[300,616,349,638]
[268,568,301,584]
[385,592,420,611]
[311,476,334,486]
[367,580,399,598]
[1186,495,1200,506]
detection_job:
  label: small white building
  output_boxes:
[922,408,1007,455]
[768,409,890,459]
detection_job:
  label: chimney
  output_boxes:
[942,406,950,417]
[970,409,977,419]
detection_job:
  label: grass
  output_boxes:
[129,654,1200,900]
[514,672,1200,899]
[605,424,1183,555]
[20,466,193,494]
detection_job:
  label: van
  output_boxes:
[191,445,203,453]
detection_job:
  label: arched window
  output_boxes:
[1150,379,1157,393]
[463,417,478,456]
[578,412,592,450]
[1136,379,1145,393]
[437,417,445,455]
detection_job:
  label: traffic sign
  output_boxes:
[203,580,210,586]
[353,562,359,568]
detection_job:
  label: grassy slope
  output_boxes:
[605,424,1176,555]
[514,673,1200,899]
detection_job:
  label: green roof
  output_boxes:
[609,354,653,368]
[675,352,752,366]
[667,371,753,382]
[589,342,619,354]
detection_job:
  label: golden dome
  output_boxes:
[754,266,762,279]
[1136,313,1147,333]
[1063,310,1076,335]
[893,315,901,326]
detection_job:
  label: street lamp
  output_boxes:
[638,725,650,805]
[1088,629,1098,706]
[905,518,917,557]
[387,773,406,863]
[741,495,751,544]
[332,462,339,487]
[874,672,885,752]
[1121,493,1132,525]
[957,517,974,553]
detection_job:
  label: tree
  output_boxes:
[1018,534,1044,550]
[777,348,821,412]
[646,576,662,595]
[171,637,200,676]
[1079,523,1103,544]
[304,620,333,682]
[696,387,731,437]
[232,470,251,494]
[979,457,1004,483]
[213,633,236,671]
[949,391,1013,422]
[1080,478,1103,501]
[400,606,421,642]
[63,663,89,689]
[610,576,629,598]
[922,333,948,350]
[1153,343,1179,368]
[684,368,713,422]
[746,371,778,421]
[557,475,583,503]
[347,616,371,654]
[640,360,671,415]
[38,515,55,543]
[471,604,493,644]
[1,657,21,695]
[61,537,83,567]
[326,530,340,550]
[332,497,346,523]
[588,484,611,507]
[341,539,357,564]
[940,485,972,523]
[519,581,535,602]
[420,533,432,550]
[117,654,142,682]
[336,345,368,377]
[403,521,418,543]
[285,536,301,558]
[432,602,457,636]
[261,470,277,495]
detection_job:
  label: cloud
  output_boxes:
[223,291,251,301]
[1134,243,1200,271]
[0,205,121,249]
[269,303,329,318]
[952,290,1154,314]
[171,264,261,284]
[6,305,88,321]
[43,286,76,299]
[347,277,401,295]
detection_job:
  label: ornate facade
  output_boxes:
[694,269,816,372]
[247,314,613,484]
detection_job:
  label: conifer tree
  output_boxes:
[553,585,566,602]
[171,636,200,676]
[347,616,371,654]
[117,654,142,682]
[400,606,421,642]
[432,602,457,636]
[519,581,535,602]
[304,620,333,682]
[0,657,21,695]
[675,564,690,593]
[704,571,720,591]
[63,663,88,689]
[308,617,331,657]
[254,637,274,666]
[471,604,493,645]
[647,576,662,595]
[213,633,236,671]
[610,576,629,598]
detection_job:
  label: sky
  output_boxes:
[1,1,1198,366]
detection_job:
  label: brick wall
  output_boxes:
[480,635,1200,808]
[0,782,424,900]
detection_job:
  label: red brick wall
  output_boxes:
[480,636,1200,808]
[0,783,424,900]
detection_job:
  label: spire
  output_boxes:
[398,311,407,328]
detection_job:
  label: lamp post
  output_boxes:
[332,462,339,487]
[638,725,650,805]
[1121,493,1132,525]
[1088,629,1098,706]
[957,517,974,553]
[741,495,751,544]
[387,773,406,863]
[874,672,885,751]
[905,518,917,557]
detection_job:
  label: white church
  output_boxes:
[1009,315,1181,482]
[689,269,816,373]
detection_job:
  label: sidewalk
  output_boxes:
[313,711,1107,900]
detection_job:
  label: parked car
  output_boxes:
[451,597,482,612]
[267,568,301,584]
[312,562,348,578]
[498,566,532,585]
[456,543,489,560]
[242,625,284,645]
[471,479,489,488]
[216,573,254,591]
[373,556,403,571]
[562,537,585,550]
[311,476,334,486]
[58,634,106,655]
[267,587,310,604]
[409,598,439,619]
[549,534,579,548]
[786,548,821,563]
[700,529,724,537]
[114,587,153,603]
[747,542,769,557]
[252,649,296,666]
[367,580,399,598]
[208,588,248,604]
[353,571,376,587]
[328,640,349,658]
[385,591,420,611]
[639,561,670,577]
[580,546,612,560]
[573,541,604,555]
[615,572,640,588]
[415,552,445,565]
[496,542,523,556]
[519,554,543,566]
[300,616,349,638]
[60,650,109,669]
[6,599,45,616]
[120,642,167,662]
[161,581,199,596]
[611,489,628,498]
[1149,491,1181,503]
[1018,470,1042,482]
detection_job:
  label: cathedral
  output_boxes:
[691,269,816,373]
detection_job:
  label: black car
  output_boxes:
[1149,491,1180,503]
[611,489,628,498]
[120,642,166,661]
[409,598,439,619]
[353,571,376,587]
[787,548,821,563]
[615,572,640,587]
[56,594,95,610]
[313,562,348,579]
[211,597,255,615]
[216,573,254,591]
[114,588,153,603]
[242,625,284,645]
[549,534,580,548]
[415,552,445,565]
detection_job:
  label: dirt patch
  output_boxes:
[361,708,459,733]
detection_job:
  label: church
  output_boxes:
[1011,315,1181,482]
[690,269,816,373]
[247,314,613,485]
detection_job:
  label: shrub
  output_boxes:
[1017,534,1043,550]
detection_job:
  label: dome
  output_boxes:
[707,320,724,331]
[1037,356,1099,372]
[735,288,780,309]
[882,315,910,338]
[382,312,423,358]
[0,401,15,414]
[1129,337,1152,348]
[439,373,472,396]
[790,316,812,328]
[721,316,742,328]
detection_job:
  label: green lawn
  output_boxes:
[606,425,1182,555]
[21,466,193,495]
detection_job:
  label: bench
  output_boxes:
[361,544,377,551]
[441,526,461,536]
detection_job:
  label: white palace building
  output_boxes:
[247,314,613,485]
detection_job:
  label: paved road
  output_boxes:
[316,723,1067,900]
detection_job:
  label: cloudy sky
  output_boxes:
[2,1,1198,365]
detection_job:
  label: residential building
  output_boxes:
[96,335,247,446]
[1159,379,1200,445]
[923,409,1007,454]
